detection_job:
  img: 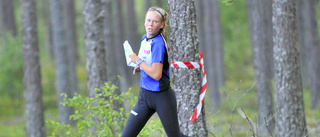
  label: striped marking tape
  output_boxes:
[170,52,207,122]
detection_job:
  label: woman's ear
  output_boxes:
[161,22,165,29]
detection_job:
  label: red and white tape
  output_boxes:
[170,52,207,122]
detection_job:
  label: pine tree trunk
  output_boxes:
[296,0,309,89]
[50,0,74,124]
[103,2,124,133]
[0,0,17,36]
[298,0,320,109]
[125,0,140,85]
[103,0,117,85]
[20,0,46,136]
[247,0,275,133]
[212,0,224,89]
[38,0,54,58]
[63,0,79,60]
[195,0,205,52]
[204,0,220,111]
[83,0,107,97]
[113,0,129,92]
[126,0,139,51]
[83,0,107,134]
[168,0,208,136]
[63,0,78,122]
[273,0,307,136]
[145,0,151,12]
[156,0,162,7]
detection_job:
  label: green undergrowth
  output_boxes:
[46,82,164,137]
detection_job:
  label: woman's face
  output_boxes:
[144,11,164,38]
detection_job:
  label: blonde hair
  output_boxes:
[147,7,170,50]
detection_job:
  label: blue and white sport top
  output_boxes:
[138,33,170,92]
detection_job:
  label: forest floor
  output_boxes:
[0,81,320,137]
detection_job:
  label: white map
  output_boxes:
[123,40,136,67]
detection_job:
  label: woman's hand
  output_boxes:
[129,53,139,63]
[129,53,163,81]
[133,67,140,72]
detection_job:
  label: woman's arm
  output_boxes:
[130,54,163,81]
[139,62,162,81]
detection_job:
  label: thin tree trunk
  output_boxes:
[62,0,78,125]
[113,0,129,92]
[126,0,139,51]
[83,0,107,134]
[50,0,73,124]
[247,0,275,134]
[83,0,107,97]
[103,1,124,133]
[298,0,320,109]
[38,0,54,58]
[125,0,140,85]
[63,0,79,61]
[195,0,205,52]
[273,0,307,136]
[145,0,151,12]
[168,0,208,136]
[212,0,224,89]
[156,0,162,7]
[62,1,78,123]
[296,0,309,88]
[204,0,220,111]
[20,0,46,136]
[0,0,17,36]
[104,0,117,85]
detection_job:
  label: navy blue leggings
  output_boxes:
[121,88,183,137]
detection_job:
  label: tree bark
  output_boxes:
[83,0,107,96]
[297,0,320,109]
[273,0,307,136]
[20,0,46,136]
[50,0,74,124]
[247,0,275,133]
[0,0,17,37]
[168,0,208,136]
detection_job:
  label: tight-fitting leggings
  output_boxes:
[121,88,184,137]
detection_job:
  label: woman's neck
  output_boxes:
[147,32,160,40]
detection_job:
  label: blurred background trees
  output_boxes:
[246,0,274,134]
[20,0,46,136]
[0,0,320,136]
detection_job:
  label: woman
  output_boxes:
[121,7,184,137]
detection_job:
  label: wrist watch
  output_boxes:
[136,58,143,66]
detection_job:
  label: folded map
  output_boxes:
[123,40,136,67]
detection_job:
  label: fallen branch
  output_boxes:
[227,81,256,137]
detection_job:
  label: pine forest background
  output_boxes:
[0,0,320,136]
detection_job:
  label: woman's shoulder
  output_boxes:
[152,34,165,44]
[141,34,147,40]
